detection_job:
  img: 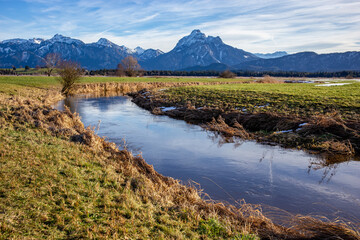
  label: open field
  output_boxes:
[0,75,251,88]
[1,75,359,239]
[161,81,360,120]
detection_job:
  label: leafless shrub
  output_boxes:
[219,70,236,78]
[43,53,61,76]
[116,63,125,77]
[57,60,83,96]
[257,75,283,83]
[118,56,141,77]
[345,73,353,79]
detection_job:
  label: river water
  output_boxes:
[56,95,360,224]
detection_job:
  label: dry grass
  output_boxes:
[71,81,252,95]
[257,75,284,84]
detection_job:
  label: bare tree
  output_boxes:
[120,56,141,77]
[219,70,236,78]
[57,60,82,96]
[44,53,61,76]
[116,63,125,77]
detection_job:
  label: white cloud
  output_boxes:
[1,0,360,53]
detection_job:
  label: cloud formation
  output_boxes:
[0,0,359,53]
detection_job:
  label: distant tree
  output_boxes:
[116,63,125,77]
[345,73,353,79]
[12,66,16,71]
[44,53,61,76]
[219,70,236,78]
[25,65,30,71]
[120,56,141,77]
[57,60,83,96]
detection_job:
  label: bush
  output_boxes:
[219,70,236,78]
[57,60,82,96]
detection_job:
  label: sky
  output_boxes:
[0,0,360,53]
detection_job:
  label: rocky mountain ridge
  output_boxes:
[1,31,359,72]
[0,34,162,69]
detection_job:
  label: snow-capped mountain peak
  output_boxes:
[96,38,117,47]
[141,29,259,70]
[207,36,223,45]
[49,34,83,45]
[134,46,145,54]
[254,51,288,59]
[30,38,44,44]
[175,29,207,48]
[1,38,30,44]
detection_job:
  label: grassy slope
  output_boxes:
[1,124,236,239]
[0,77,261,239]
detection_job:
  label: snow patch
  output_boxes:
[296,123,309,132]
[255,103,270,108]
[49,34,84,45]
[316,83,352,87]
[4,47,14,53]
[161,107,177,111]
[134,46,145,54]
[299,123,308,127]
[2,38,29,44]
[96,38,116,47]
[274,130,293,134]
[21,51,30,61]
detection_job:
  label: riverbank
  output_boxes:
[129,81,360,158]
[0,76,359,239]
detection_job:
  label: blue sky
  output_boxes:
[1,0,359,53]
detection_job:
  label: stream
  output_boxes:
[56,94,360,224]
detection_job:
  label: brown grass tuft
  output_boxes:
[257,75,284,83]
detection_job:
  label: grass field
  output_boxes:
[0,75,251,88]
[160,81,360,120]
[0,75,359,238]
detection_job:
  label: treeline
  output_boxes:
[1,67,359,78]
[86,69,360,78]
[0,69,17,75]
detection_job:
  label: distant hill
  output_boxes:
[234,51,360,72]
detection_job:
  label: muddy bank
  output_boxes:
[129,89,360,157]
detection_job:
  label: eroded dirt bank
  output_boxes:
[129,89,360,158]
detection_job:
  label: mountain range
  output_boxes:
[1,30,359,72]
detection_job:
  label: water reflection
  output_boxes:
[55,94,360,222]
